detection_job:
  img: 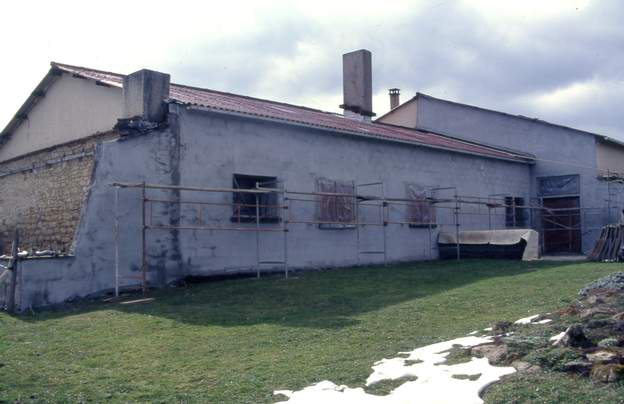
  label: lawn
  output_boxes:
[1,260,623,402]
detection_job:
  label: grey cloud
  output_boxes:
[161,1,624,139]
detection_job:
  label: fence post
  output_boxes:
[7,230,19,313]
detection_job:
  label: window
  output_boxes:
[232,174,280,223]
[317,178,355,228]
[406,184,436,227]
[505,196,526,227]
[538,175,580,196]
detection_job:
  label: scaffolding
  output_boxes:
[111,179,620,295]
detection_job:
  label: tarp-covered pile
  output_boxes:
[438,229,539,261]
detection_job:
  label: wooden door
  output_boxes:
[542,197,581,254]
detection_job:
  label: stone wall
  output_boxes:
[0,132,117,253]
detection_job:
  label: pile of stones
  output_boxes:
[469,272,624,384]
[579,272,624,296]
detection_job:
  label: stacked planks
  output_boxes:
[588,225,624,262]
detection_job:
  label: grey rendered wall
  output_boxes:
[173,105,530,274]
[14,106,531,309]
[416,97,613,252]
[16,129,183,309]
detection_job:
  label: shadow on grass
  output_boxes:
[18,260,579,330]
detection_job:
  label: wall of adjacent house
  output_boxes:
[596,140,624,176]
[0,73,122,162]
[405,95,615,252]
[377,99,418,128]
[12,106,532,309]
[0,132,117,254]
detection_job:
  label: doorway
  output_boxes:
[542,197,581,254]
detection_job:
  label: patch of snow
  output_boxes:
[515,315,553,325]
[275,336,516,404]
[467,330,478,335]
[535,319,552,324]
[483,327,493,331]
[550,331,566,345]
[514,314,540,324]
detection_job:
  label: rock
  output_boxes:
[590,364,624,383]
[471,343,509,365]
[563,360,593,375]
[586,350,619,363]
[587,294,605,305]
[579,272,624,296]
[556,324,592,348]
[512,360,541,373]
[493,321,512,334]
[557,304,580,316]
[580,307,617,319]
[585,319,615,329]
[598,338,620,348]
[512,360,532,371]
[612,312,624,321]
[613,321,624,333]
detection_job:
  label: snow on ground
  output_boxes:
[275,314,562,403]
[274,336,516,404]
[514,315,552,325]
[550,331,566,345]
[535,319,552,324]
[514,314,540,324]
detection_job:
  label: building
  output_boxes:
[1,49,608,310]
[379,92,624,255]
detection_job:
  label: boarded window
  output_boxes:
[232,174,280,223]
[505,196,526,227]
[406,184,436,227]
[317,178,355,228]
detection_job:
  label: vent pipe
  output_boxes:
[389,88,400,110]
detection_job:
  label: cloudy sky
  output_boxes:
[1,0,623,139]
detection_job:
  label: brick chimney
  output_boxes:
[123,69,170,122]
[340,49,375,121]
[389,88,400,110]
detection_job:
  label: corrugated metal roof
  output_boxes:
[1,62,535,163]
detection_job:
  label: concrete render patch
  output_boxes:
[274,335,515,404]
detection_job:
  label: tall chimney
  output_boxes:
[340,49,375,120]
[389,88,400,110]
[123,69,170,122]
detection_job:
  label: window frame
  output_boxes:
[231,174,281,224]
[406,184,437,228]
[504,196,527,228]
[317,178,356,229]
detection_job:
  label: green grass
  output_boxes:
[0,260,622,402]
[484,371,624,403]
